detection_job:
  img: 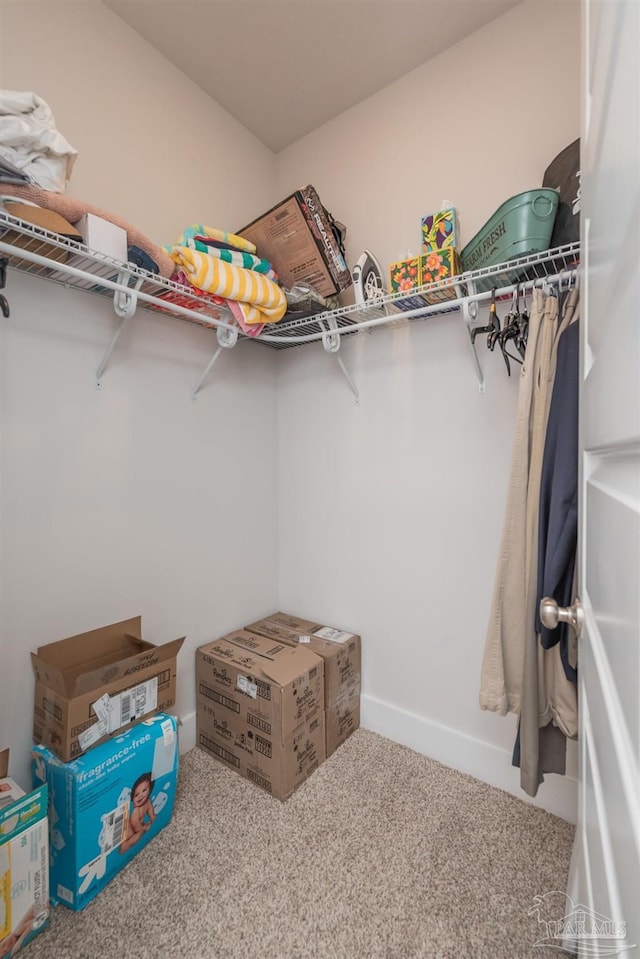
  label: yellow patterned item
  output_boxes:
[171,225,257,254]
[169,246,287,325]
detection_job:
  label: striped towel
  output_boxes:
[170,224,257,254]
[186,236,278,283]
[168,246,287,326]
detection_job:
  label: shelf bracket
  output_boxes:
[95,271,144,388]
[321,318,359,405]
[457,277,485,394]
[191,323,239,400]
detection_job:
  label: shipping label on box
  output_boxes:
[245,616,361,708]
[197,707,325,801]
[32,714,178,912]
[421,208,459,252]
[31,616,184,761]
[0,750,49,954]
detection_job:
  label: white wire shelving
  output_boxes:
[0,210,580,398]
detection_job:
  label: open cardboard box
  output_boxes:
[31,616,184,762]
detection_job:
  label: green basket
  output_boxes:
[460,189,560,273]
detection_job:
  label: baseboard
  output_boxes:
[178,710,196,754]
[179,699,577,823]
[361,693,578,824]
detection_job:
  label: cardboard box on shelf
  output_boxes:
[245,615,361,707]
[32,714,179,912]
[196,629,326,799]
[31,616,184,762]
[238,185,351,298]
[0,749,49,954]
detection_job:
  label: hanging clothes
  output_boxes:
[535,316,580,683]
[515,288,580,795]
[479,285,580,797]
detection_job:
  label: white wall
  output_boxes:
[0,0,276,241]
[0,0,279,786]
[275,0,581,821]
[276,0,580,276]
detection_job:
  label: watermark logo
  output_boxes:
[529,891,636,956]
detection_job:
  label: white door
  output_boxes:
[568,0,640,954]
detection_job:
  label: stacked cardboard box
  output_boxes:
[245,613,361,758]
[196,630,325,800]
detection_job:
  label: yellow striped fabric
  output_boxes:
[169,246,287,325]
[172,225,257,254]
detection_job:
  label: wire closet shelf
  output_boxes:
[0,211,580,353]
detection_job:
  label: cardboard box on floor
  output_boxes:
[198,703,325,801]
[0,748,49,954]
[244,613,362,757]
[31,616,184,762]
[196,629,325,799]
[245,614,361,705]
[33,714,179,912]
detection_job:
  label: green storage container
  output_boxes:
[460,189,559,273]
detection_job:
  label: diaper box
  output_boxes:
[244,615,361,707]
[32,714,179,912]
[31,616,184,761]
[0,749,49,956]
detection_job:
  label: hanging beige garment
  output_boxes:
[518,288,580,794]
[479,288,557,715]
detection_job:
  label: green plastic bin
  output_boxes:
[460,189,560,273]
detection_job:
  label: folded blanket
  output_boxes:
[169,246,286,326]
[0,183,175,278]
[185,236,278,282]
[159,269,265,337]
[173,224,256,254]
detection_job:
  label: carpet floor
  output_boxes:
[24,728,575,959]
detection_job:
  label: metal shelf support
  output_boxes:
[191,323,239,399]
[96,271,144,388]
[457,276,485,393]
[321,317,359,404]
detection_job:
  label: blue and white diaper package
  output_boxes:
[32,713,178,912]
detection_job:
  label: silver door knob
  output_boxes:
[539,596,584,637]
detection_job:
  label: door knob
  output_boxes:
[539,596,584,637]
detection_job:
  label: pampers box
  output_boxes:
[32,714,178,912]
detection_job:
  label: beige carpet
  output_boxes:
[25,728,574,959]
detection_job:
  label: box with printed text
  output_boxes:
[196,630,325,799]
[0,749,49,957]
[32,714,179,912]
[244,613,362,757]
[31,616,184,762]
